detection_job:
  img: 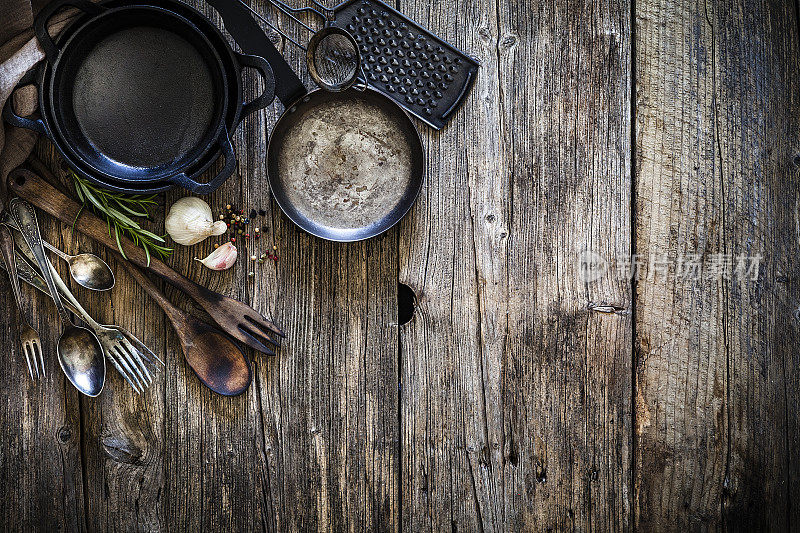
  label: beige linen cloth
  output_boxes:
[0,0,84,196]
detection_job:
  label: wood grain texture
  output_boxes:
[0,183,86,531]
[398,0,632,530]
[634,0,800,529]
[242,1,402,527]
[170,1,400,530]
[1,0,799,530]
[29,150,167,532]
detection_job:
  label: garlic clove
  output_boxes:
[195,242,238,271]
[210,221,227,237]
[166,197,228,246]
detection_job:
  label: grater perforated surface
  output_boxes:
[331,0,479,130]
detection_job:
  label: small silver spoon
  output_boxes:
[3,216,114,291]
[6,199,105,397]
[42,241,115,291]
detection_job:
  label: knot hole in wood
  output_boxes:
[398,283,416,325]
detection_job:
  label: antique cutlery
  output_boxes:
[41,240,115,291]
[10,168,285,355]
[3,213,116,291]
[0,225,45,379]
[3,242,160,394]
[47,259,157,394]
[5,198,105,397]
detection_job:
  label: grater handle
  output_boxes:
[441,69,476,121]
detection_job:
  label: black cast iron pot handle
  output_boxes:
[2,100,48,136]
[2,70,50,137]
[206,0,306,106]
[233,52,276,127]
[35,0,105,63]
[168,125,237,195]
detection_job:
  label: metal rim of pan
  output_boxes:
[266,87,425,243]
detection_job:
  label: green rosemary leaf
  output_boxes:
[77,179,102,211]
[74,181,85,203]
[70,204,84,239]
[137,229,166,243]
[114,223,128,260]
[111,196,148,217]
[70,169,172,264]
[105,207,141,230]
[137,196,159,206]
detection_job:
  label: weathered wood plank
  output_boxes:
[633,0,800,528]
[0,149,86,531]
[29,147,167,531]
[398,0,632,530]
[153,4,275,531]
[395,0,506,528]
[166,2,401,530]
[242,1,402,527]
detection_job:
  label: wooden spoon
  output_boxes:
[121,261,251,396]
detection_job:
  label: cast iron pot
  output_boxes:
[4,0,275,195]
[24,0,274,194]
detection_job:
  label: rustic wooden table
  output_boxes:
[1,0,798,530]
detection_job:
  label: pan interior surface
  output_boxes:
[43,0,241,193]
[71,25,216,169]
[272,90,421,241]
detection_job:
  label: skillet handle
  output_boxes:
[34,0,104,63]
[206,0,306,106]
[2,70,50,136]
[234,52,276,127]
[2,99,49,137]
[167,127,237,195]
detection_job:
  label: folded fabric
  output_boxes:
[0,0,81,197]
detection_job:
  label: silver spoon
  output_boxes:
[42,240,115,291]
[3,215,114,291]
[5,199,105,397]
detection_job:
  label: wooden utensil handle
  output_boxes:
[8,168,211,304]
[120,261,186,330]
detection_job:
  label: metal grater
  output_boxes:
[331,0,479,130]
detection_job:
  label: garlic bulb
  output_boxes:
[195,242,238,271]
[165,197,227,245]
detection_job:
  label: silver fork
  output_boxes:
[46,262,161,394]
[0,225,45,379]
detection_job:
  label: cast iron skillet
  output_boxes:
[13,0,274,195]
[46,5,230,183]
[4,0,275,195]
[209,0,424,242]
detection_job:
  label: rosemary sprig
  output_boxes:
[70,171,172,265]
